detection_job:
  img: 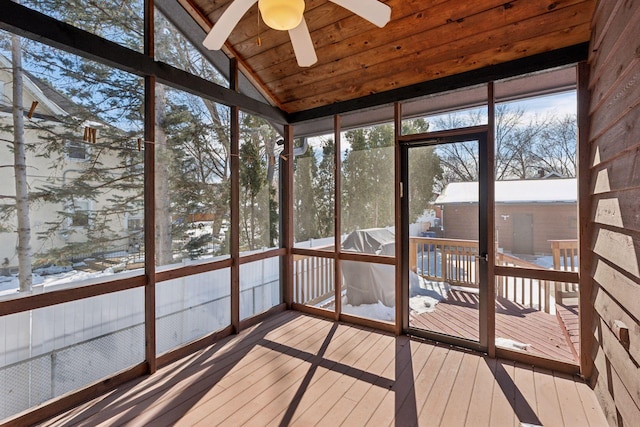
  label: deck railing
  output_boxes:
[496,252,554,313]
[292,237,579,314]
[410,237,480,286]
[293,254,335,306]
[549,239,579,302]
[411,237,580,313]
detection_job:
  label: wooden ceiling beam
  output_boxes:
[177,0,286,110]
[253,0,534,80]
[288,43,589,124]
[273,1,592,107]
[187,0,595,115]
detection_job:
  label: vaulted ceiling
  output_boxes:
[179,0,596,115]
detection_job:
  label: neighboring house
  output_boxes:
[434,178,577,255]
[0,55,141,269]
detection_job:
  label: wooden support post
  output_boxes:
[143,0,156,375]
[230,59,240,333]
[577,60,593,378]
[485,81,496,358]
[334,115,342,322]
[394,102,404,335]
[283,125,294,308]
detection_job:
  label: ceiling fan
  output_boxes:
[203,0,392,67]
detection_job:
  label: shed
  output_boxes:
[435,178,577,254]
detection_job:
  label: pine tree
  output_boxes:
[314,138,335,239]
[1,3,243,269]
[341,125,395,233]
[293,144,317,242]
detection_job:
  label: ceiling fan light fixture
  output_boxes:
[258,0,305,31]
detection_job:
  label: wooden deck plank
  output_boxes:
[190,323,362,426]
[554,371,591,427]
[439,352,481,426]
[417,348,465,425]
[254,324,384,426]
[412,289,577,363]
[339,336,414,426]
[368,339,432,427]
[294,334,388,425]
[35,312,605,427]
[393,345,449,426]
[287,329,383,426]
[303,333,388,426]
[465,357,497,427]
[533,367,565,427]
[41,311,306,427]
[120,315,333,426]
[575,379,610,427]
[513,362,543,427]
[488,360,516,427]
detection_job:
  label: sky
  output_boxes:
[303,89,577,154]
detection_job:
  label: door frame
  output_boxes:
[399,126,492,353]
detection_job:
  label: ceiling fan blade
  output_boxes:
[329,0,391,28]
[288,19,318,67]
[203,0,258,50]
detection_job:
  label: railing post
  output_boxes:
[409,238,417,272]
[545,280,551,313]
[441,243,447,282]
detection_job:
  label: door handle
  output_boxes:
[475,253,488,262]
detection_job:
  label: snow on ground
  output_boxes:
[409,277,450,314]
[0,268,122,297]
[340,276,450,322]
[495,337,531,351]
[342,300,395,322]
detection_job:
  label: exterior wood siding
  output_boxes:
[442,203,577,254]
[588,1,640,425]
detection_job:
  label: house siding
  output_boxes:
[442,203,577,254]
[588,0,640,425]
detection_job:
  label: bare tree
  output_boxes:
[535,114,577,178]
[432,105,576,185]
[10,29,32,292]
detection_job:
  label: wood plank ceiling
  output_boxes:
[181,0,596,114]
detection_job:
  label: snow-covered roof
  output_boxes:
[434,178,577,204]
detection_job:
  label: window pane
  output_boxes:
[238,112,280,255]
[0,287,144,420]
[154,8,228,85]
[67,140,88,160]
[240,258,281,320]
[22,0,143,52]
[294,135,335,250]
[155,84,231,267]
[156,268,231,355]
[494,91,578,270]
[0,32,144,298]
[495,274,578,364]
[340,124,395,256]
[409,140,481,341]
[493,74,579,365]
[293,255,334,309]
[341,260,395,324]
[401,84,488,135]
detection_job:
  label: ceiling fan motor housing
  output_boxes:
[258,0,305,31]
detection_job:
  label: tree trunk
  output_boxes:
[154,84,173,265]
[11,31,33,292]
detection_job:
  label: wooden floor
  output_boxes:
[410,289,579,363]
[39,311,606,427]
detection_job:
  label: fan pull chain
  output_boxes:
[257,6,262,46]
